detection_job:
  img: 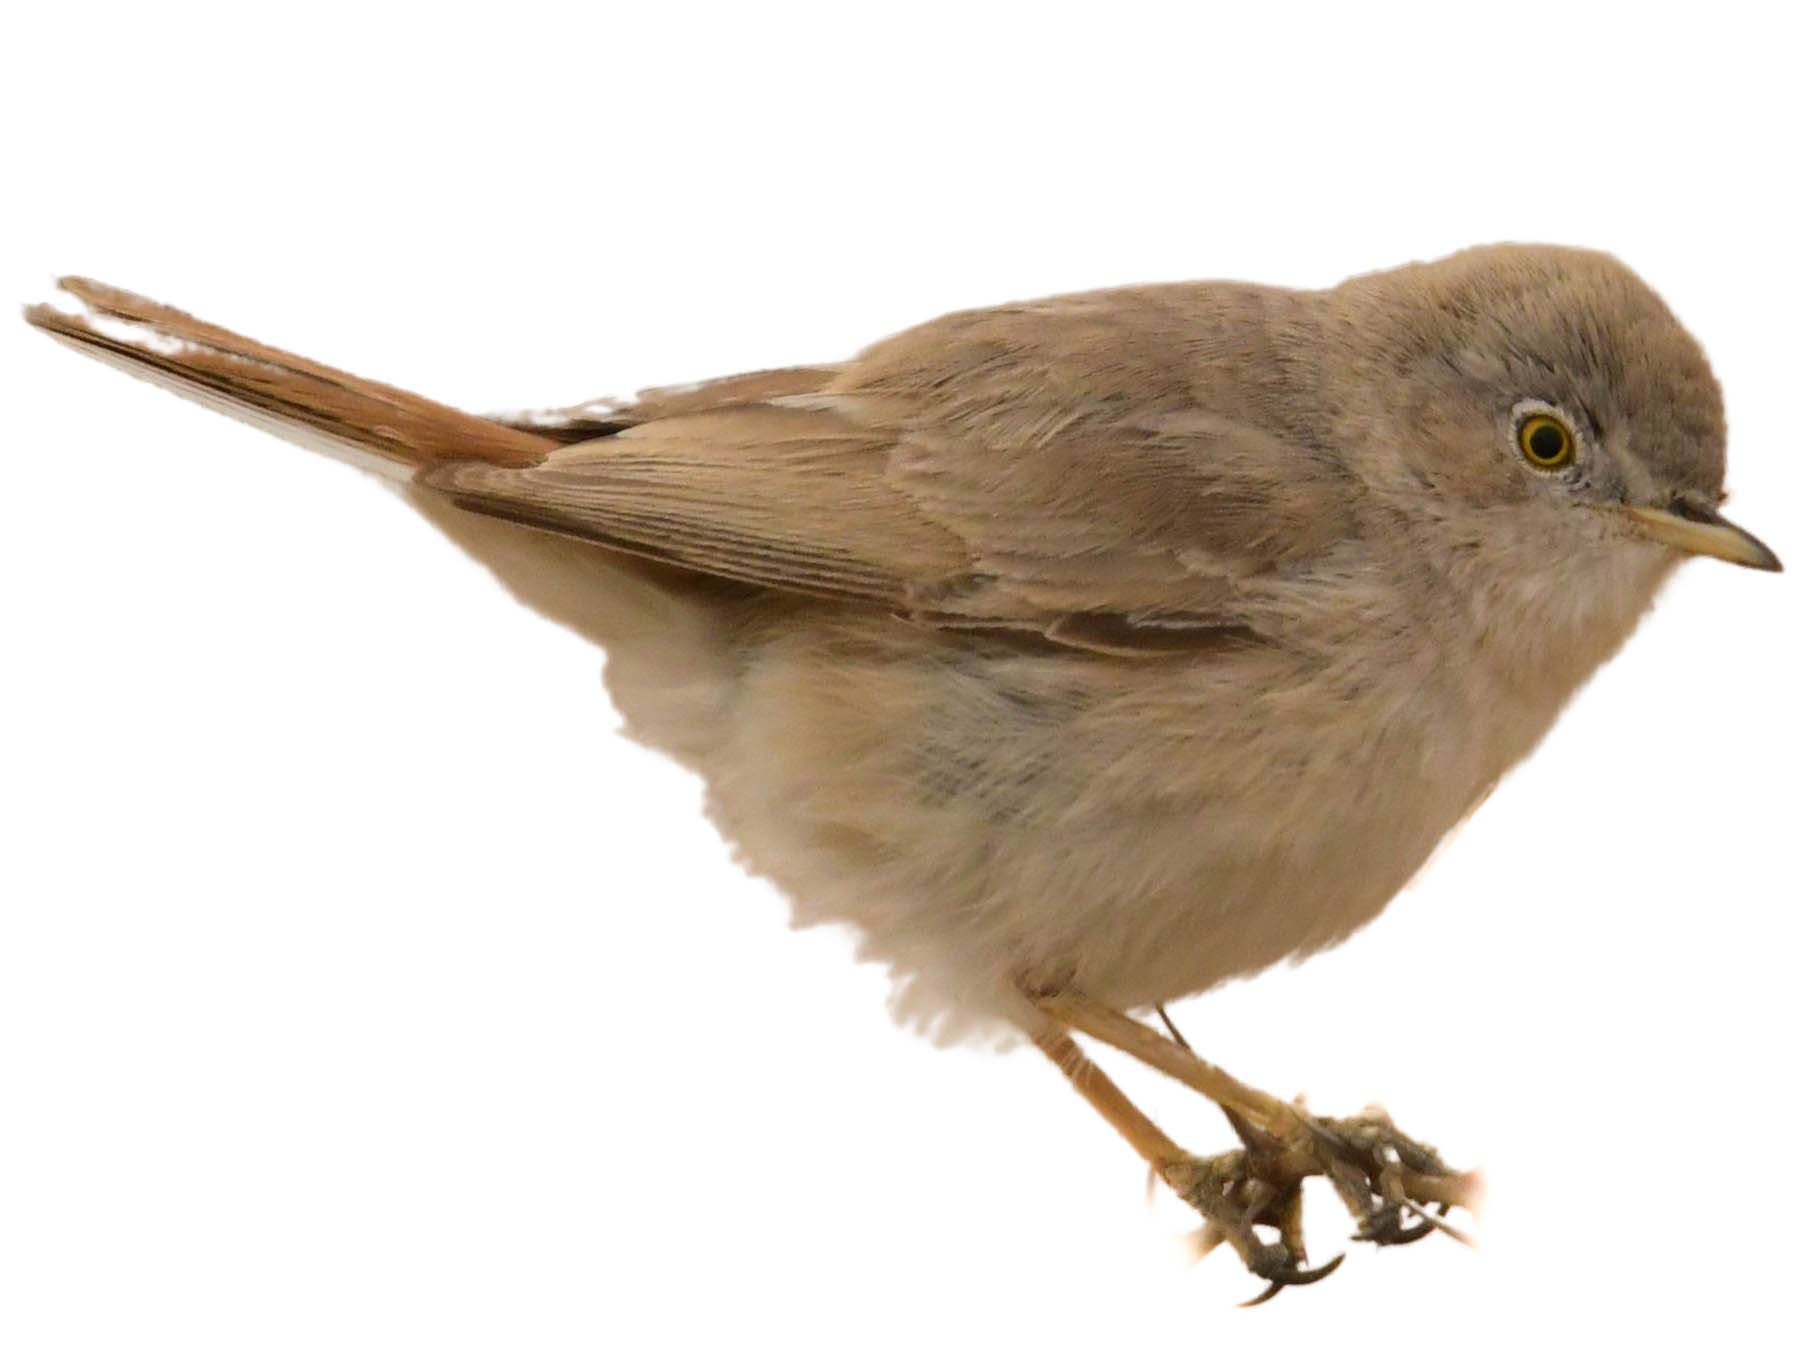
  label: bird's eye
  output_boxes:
[1517,412,1575,469]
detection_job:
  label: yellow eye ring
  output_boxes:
[1517,412,1575,469]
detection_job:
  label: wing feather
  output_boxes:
[427,283,1360,654]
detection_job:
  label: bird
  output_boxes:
[24,245,1780,1300]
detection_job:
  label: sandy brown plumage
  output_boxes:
[26,247,1779,1290]
[24,247,1773,1038]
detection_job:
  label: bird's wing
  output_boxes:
[427,286,1359,654]
[488,366,850,443]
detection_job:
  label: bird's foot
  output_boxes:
[1306,1105,1479,1249]
[1158,1104,1478,1305]
[1161,1150,1344,1305]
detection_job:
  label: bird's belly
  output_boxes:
[952,723,1470,1014]
[692,609,1495,1037]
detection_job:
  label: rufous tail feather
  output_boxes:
[24,278,555,478]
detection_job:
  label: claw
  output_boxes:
[1239,1281,1286,1309]
[1238,1252,1345,1307]
[1353,1211,1437,1246]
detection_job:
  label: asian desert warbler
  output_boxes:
[25,243,1781,1296]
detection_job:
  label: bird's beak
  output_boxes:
[1621,503,1782,572]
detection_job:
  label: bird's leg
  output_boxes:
[1026,1021,1344,1302]
[1156,1004,1276,1155]
[1026,988,1480,1281]
[1036,990,1304,1140]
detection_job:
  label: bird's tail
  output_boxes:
[25,275,741,764]
[24,277,557,478]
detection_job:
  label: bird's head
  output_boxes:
[1327,244,1778,682]
[1337,243,1778,577]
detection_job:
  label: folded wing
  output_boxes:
[31,276,1359,657]
[436,286,1359,654]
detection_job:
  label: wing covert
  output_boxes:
[429,283,1358,653]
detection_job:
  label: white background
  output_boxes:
[3,5,1806,1354]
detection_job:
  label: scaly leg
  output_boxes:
[1026,989,1480,1300]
